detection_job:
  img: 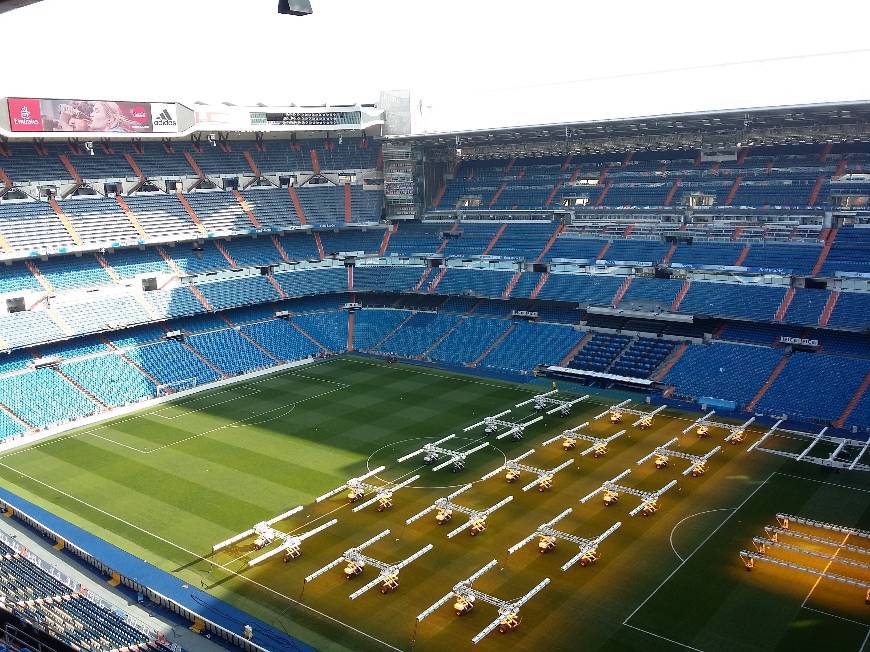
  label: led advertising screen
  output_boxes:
[7,98,178,133]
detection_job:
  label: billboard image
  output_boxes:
[7,98,175,133]
[149,102,179,133]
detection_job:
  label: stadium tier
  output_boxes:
[434,144,870,212]
[0,535,165,651]
[0,135,868,444]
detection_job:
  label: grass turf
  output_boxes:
[0,355,867,651]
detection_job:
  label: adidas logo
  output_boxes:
[153,108,177,127]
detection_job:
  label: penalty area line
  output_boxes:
[151,389,263,420]
[141,385,346,454]
[87,433,152,454]
[0,366,340,462]
[801,605,870,631]
[668,508,736,563]
[774,471,870,495]
[623,471,776,628]
[623,623,704,651]
[0,461,403,652]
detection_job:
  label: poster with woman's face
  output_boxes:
[43,99,152,133]
[9,98,153,133]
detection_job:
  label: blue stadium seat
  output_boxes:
[664,342,784,407]
[481,321,582,373]
[242,319,322,361]
[187,329,275,375]
[292,311,348,352]
[757,353,870,423]
[62,354,156,407]
[0,368,100,428]
[376,313,460,358]
[678,282,786,321]
[352,309,412,350]
[125,339,220,387]
[429,316,510,365]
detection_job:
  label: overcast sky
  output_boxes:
[1,0,869,133]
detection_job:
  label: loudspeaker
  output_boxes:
[141,277,157,292]
[5,297,25,313]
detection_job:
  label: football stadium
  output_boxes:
[0,2,869,651]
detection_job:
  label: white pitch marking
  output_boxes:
[774,472,870,495]
[85,386,343,455]
[622,622,704,651]
[151,390,263,420]
[0,462,402,652]
[858,624,870,652]
[623,472,775,626]
[801,605,870,630]
[801,532,851,608]
[87,433,151,454]
[0,366,345,461]
[668,508,737,562]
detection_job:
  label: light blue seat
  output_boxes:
[0,368,99,428]
[62,354,155,407]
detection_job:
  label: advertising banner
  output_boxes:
[7,98,44,131]
[7,97,159,133]
[149,102,178,132]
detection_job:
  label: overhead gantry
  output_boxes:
[515,390,589,416]
[682,412,756,444]
[211,506,338,566]
[748,421,870,471]
[463,409,543,441]
[593,400,667,428]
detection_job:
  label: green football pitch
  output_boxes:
[0,356,868,651]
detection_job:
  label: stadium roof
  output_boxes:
[388,100,870,157]
[0,0,43,13]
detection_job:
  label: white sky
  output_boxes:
[1,0,869,134]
